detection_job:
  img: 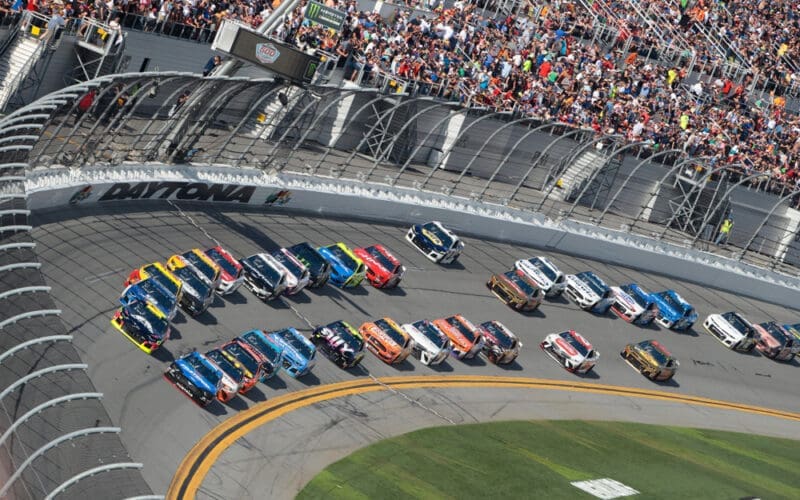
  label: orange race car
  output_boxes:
[433,314,484,360]
[359,317,414,364]
[219,340,264,393]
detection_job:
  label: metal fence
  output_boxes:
[8,72,800,283]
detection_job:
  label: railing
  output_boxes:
[9,72,800,279]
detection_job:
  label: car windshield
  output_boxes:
[722,312,751,334]
[366,246,400,273]
[248,256,283,283]
[185,252,217,281]
[483,322,515,348]
[274,250,306,276]
[374,319,407,346]
[143,265,180,295]
[504,271,537,295]
[128,302,168,336]
[224,344,259,373]
[289,243,326,269]
[206,350,244,383]
[621,285,649,308]
[659,292,690,313]
[325,245,359,269]
[529,258,557,281]
[414,321,447,347]
[445,317,478,342]
[329,322,363,349]
[241,331,282,362]
[206,248,239,276]
[761,323,790,343]
[639,341,670,365]
[174,267,210,298]
[138,279,171,305]
[560,331,590,356]
[578,272,607,295]
[421,222,454,248]
[186,355,220,386]
[276,330,314,358]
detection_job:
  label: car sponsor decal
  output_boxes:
[555,336,578,357]
[421,228,442,247]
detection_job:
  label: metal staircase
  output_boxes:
[555,149,606,200]
[0,34,45,113]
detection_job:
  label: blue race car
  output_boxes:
[120,278,178,321]
[267,327,316,378]
[237,329,285,380]
[406,221,464,264]
[610,283,658,325]
[652,290,698,330]
[110,299,171,354]
[164,351,222,407]
[317,243,366,287]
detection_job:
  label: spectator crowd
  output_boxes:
[5,0,800,196]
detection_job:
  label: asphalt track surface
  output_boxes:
[31,202,800,499]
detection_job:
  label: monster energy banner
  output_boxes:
[304,1,346,32]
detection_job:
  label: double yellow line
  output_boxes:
[167,375,800,498]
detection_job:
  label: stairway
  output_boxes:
[0,35,43,112]
[248,85,302,140]
[555,149,607,201]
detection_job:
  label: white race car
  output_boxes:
[272,248,311,295]
[564,271,613,313]
[514,256,565,297]
[406,221,464,264]
[540,330,599,374]
[703,311,757,352]
[401,319,452,366]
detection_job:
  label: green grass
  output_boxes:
[297,420,800,499]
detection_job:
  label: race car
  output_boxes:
[311,320,366,369]
[125,262,183,304]
[514,256,565,297]
[753,321,795,361]
[204,348,244,402]
[166,257,215,316]
[479,320,521,365]
[219,340,264,393]
[652,290,698,330]
[610,283,659,325]
[237,329,284,380]
[317,243,366,287]
[119,278,178,321]
[240,253,287,300]
[168,249,221,290]
[267,327,316,377]
[564,271,614,313]
[353,244,406,289]
[359,317,414,365]
[703,311,757,351]
[402,319,452,366]
[433,314,484,360]
[271,248,311,295]
[621,339,679,381]
[406,221,464,264]
[205,246,245,295]
[110,300,170,354]
[486,269,543,311]
[781,323,800,355]
[286,242,331,288]
[540,330,598,374]
[164,351,222,407]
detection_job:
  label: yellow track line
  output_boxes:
[167,375,800,499]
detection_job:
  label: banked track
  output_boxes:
[31,203,800,499]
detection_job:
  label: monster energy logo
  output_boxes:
[304,1,345,32]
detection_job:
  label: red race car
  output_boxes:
[353,244,406,288]
[205,246,244,295]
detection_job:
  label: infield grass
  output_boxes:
[297,420,800,499]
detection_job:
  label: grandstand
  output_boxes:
[1,0,800,497]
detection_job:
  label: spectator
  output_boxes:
[202,54,221,76]
[715,217,734,246]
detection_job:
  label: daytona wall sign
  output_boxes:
[99,181,256,203]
